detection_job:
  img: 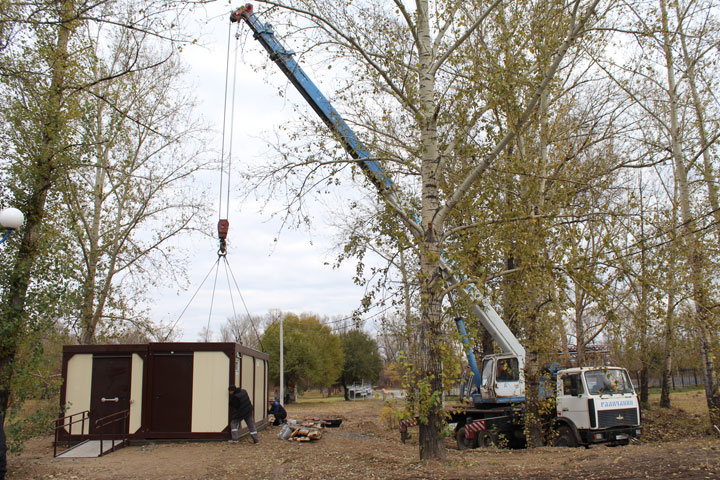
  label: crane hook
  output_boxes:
[218,219,230,256]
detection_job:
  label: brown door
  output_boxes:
[90,355,132,434]
[150,352,193,433]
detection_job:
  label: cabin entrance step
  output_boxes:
[55,439,124,458]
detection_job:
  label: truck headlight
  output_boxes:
[593,432,604,441]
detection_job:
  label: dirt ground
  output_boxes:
[7,394,720,480]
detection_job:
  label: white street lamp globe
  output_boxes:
[0,207,24,230]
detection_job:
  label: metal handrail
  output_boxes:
[94,409,130,456]
[54,410,90,457]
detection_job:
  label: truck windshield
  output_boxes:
[481,359,494,386]
[584,369,634,395]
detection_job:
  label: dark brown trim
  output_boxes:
[141,348,152,434]
[236,343,269,360]
[239,353,243,388]
[62,342,267,359]
[132,418,269,440]
[149,342,239,356]
[59,351,71,412]
[63,344,144,354]
[264,359,268,408]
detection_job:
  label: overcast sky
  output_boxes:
[148,3,385,341]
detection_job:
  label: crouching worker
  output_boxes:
[268,398,287,425]
[228,385,259,444]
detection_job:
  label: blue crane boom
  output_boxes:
[230,4,393,193]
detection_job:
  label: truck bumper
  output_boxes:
[583,426,643,445]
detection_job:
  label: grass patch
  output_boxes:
[647,387,707,416]
[647,385,704,396]
[642,388,711,442]
[294,394,346,405]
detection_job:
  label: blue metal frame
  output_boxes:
[454,318,482,390]
[0,229,13,245]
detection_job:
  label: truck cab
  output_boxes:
[556,367,643,446]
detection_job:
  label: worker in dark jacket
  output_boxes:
[228,385,258,444]
[267,398,287,425]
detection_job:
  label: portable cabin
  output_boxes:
[59,343,269,440]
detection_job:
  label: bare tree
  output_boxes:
[219,314,265,349]
[64,25,210,344]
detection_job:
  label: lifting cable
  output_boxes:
[167,17,263,345]
[202,17,262,346]
[163,259,221,341]
[216,18,240,255]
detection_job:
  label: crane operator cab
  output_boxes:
[475,354,526,405]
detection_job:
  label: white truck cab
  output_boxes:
[556,367,643,446]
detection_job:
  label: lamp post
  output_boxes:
[0,207,24,245]
[280,316,284,406]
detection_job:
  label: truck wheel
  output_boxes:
[477,431,497,448]
[456,427,477,450]
[555,425,578,448]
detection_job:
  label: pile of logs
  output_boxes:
[285,419,325,442]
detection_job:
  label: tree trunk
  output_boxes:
[524,350,544,448]
[660,353,673,409]
[677,11,720,428]
[415,0,446,461]
[660,193,678,409]
[574,281,586,367]
[677,10,720,247]
[637,174,650,406]
[79,105,108,344]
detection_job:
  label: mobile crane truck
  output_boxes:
[230,4,643,450]
[452,318,643,449]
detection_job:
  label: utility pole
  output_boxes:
[280,316,284,406]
